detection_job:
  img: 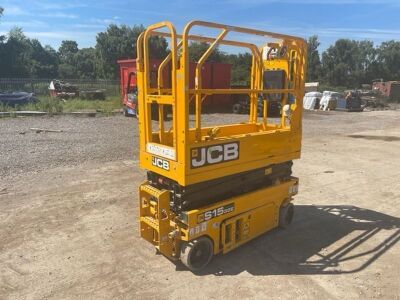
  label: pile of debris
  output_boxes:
[303,90,363,112]
[303,88,395,112]
[49,80,105,100]
[358,89,390,111]
[49,80,79,98]
[372,80,400,102]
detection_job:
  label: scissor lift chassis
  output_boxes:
[140,177,298,270]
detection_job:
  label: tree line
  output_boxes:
[0,22,251,83]
[1,8,399,87]
[0,24,169,80]
[307,36,400,87]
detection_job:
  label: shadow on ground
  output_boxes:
[176,205,400,276]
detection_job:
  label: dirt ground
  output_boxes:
[1,111,400,299]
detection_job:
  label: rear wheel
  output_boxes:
[180,236,213,271]
[279,202,294,229]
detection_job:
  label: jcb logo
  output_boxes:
[152,157,170,171]
[191,142,239,168]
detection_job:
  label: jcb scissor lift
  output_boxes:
[137,21,307,271]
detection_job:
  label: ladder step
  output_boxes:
[140,184,163,198]
[141,216,159,231]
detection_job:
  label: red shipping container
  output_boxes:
[188,62,213,106]
[117,59,232,113]
[211,63,232,108]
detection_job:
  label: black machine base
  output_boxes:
[147,161,293,213]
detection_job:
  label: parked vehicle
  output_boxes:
[232,94,281,117]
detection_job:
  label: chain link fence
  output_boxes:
[0,78,121,97]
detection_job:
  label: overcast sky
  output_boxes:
[1,0,399,51]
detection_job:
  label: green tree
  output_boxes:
[58,63,75,78]
[321,39,364,87]
[357,40,378,83]
[95,24,168,79]
[0,27,59,78]
[58,40,78,61]
[27,39,59,78]
[187,41,226,62]
[186,42,254,85]
[320,39,382,87]
[307,35,321,82]
[148,36,169,59]
[1,27,31,77]
[376,41,400,81]
[58,40,78,77]
[0,7,6,68]
[74,48,96,79]
[96,24,135,79]
[222,53,252,85]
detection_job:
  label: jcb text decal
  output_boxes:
[151,156,170,171]
[191,142,239,168]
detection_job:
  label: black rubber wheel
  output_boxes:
[180,236,213,271]
[279,202,294,229]
[232,103,242,114]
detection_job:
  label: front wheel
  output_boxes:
[180,236,213,271]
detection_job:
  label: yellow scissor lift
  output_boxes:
[137,21,307,271]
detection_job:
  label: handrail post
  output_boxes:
[157,41,183,144]
[142,22,177,148]
[249,47,262,124]
[158,40,183,93]
[194,29,228,141]
[136,32,151,148]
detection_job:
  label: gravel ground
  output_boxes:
[1,110,400,299]
[1,110,399,182]
[0,115,136,181]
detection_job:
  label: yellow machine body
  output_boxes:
[136,20,307,270]
[140,177,299,259]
